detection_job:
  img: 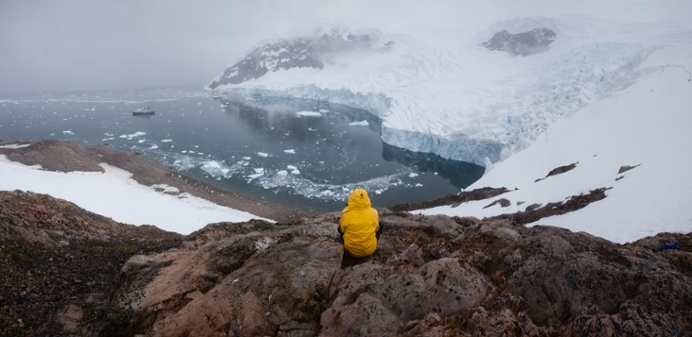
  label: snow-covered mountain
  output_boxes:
[208,14,692,243]
[207,16,691,168]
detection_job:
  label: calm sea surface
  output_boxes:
[0,87,483,213]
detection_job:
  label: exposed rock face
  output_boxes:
[483,28,557,56]
[107,211,692,336]
[208,28,393,89]
[0,190,182,337]
[2,141,691,336]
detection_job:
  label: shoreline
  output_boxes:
[0,140,306,225]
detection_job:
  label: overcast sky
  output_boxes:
[1,0,689,93]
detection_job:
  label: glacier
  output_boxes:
[208,16,692,167]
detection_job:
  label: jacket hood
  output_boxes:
[343,188,372,212]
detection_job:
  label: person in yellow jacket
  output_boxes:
[338,188,381,258]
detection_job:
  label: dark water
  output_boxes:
[0,88,483,213]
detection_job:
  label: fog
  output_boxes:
[1,0,689,92]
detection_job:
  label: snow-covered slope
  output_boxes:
[0,151,271,235]
[208,16,692,168]
[420,63,692,244]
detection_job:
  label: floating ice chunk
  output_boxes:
[247,174,263,180]
[201,160,231,177]
[138,139,146,143]
[415,183,423,187]
[296,111,322,117]
[277,170,288,176]
[319,109,329,113]
[257,152,269,157]
[349,120,369,126]
[248,168,265,179]
[148,145,159,149]
[284,149,296,154]
[243,156,251,160]
[286,165,301,175]
[161,139,173,143]
[408,173,419,178]
[119,131,146,140]
[62,130,74,135]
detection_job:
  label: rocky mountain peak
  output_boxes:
[483,27,557,56]
[208,28,393,89]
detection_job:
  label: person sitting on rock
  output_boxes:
[338,188,381,258]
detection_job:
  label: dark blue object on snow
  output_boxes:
[658,242,681,251]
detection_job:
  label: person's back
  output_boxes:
[339,189,380,258]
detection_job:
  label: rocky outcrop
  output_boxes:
[107,211,692,336]
[208,28,393,89]
[483,28,557,56]
[0,190,182,337]
[2,141,691,336]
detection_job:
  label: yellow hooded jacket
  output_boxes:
[340,189,380,257]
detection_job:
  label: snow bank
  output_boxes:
[0,155,271,235]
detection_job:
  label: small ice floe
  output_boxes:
[295,111,322,117]
[62,130,74,135]
[318,190,335,197]
[277,170,289,176]
[349,120,369,126]
[248,168,265,179]
[284,149,296,154]
[415,183,423,187]
[161,139,173,143]
[257,152,269,158]
[201,160,231,178]
[287,165,300,175]
[148,145,158,149]
[138,139,146,144]
[408,173,419,178]
[319,109,329,113]
[119,131,146,140]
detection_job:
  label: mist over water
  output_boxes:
[0,88,483,212]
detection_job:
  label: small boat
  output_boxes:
[132,106,155,116]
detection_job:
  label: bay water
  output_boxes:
[0,87,484,213]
